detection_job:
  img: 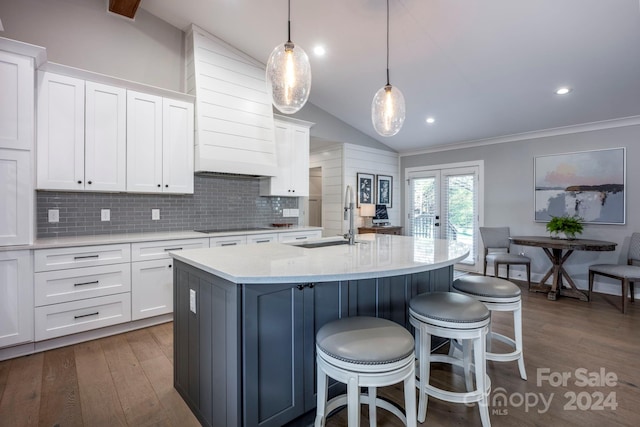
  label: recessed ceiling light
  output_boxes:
[555,87,572,95]
[313,46,326,56]
[426,117,435,124]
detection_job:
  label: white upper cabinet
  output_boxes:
[127,91,194,194]
[260,117,312,197]
[0,150,32,246]
[127,90,163,193]
[36,71,85,190]
[85,82,127,191]
[37,73,127,192]
[0,48,35,246]
[162,98,194,194]
[0,51,34,151]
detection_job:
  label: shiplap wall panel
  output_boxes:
[344,144,400,229]
[187,25,277,176]
[310,145,343,238]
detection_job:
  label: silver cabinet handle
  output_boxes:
[255,240,270,243]
[221,242,237,246]
[164,247,183,251]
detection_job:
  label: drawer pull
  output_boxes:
[74,255,99,260]
[221,243,237,246]
[255,240,270,243]
[295,236,307,240]
[74,280,99,287]
[74,312,99,320]
[164,247,183,251]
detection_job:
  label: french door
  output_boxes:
[406,163,482,271]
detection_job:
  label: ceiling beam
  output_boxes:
[109,0,141,19]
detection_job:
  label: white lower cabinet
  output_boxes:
[0,250,33,348]
[247,233,278,244]
[210,235,247,247]
[278,230,322,243]
[130,238,208,320]
[131,259,173,320]
[33,244,131,341]
[35,293,131,341]
[34,264,131,306]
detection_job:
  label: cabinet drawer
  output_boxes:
[278,230,322,243]
[35,293,131,341]
[247,233,278,244]
[209,235,247,247]
[35,244,131,272]
[131,238,209,262]
[35,264,131,307]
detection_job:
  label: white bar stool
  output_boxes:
[409,292,492,427]
[314,316,417,427]
[452,275,527,380]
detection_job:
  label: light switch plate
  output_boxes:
[101,209,111,221]
[189,289,197,314]
[152,209,160,220]
[48,209,59,223]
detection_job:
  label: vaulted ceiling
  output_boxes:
[136,0,640,153]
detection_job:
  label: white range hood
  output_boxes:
[186,25,278,177]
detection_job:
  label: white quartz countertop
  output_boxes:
[169,234,470,284]
[1,226,322,251]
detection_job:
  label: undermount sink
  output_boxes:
[296,240,356,249]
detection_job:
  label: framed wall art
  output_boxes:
[376,175,393,208]
[356,173,375,206]
[534,147,625,224]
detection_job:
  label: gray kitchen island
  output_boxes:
[169,234,469,427]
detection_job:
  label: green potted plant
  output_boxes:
[546,215,584,240]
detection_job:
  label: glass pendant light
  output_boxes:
[372,0,405,137]
[266,0,311,114]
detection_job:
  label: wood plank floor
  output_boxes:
[0,282,639,426]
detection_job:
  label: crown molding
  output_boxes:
[399,115,640,157]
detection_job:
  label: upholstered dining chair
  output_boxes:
[589,232,640,314]
[479,227,531,289]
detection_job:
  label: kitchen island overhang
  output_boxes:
[170,234,469,427]
[169,233,470,284]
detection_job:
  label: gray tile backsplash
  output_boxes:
[37,175,299,238]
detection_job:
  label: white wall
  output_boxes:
[0,0,185,92]
[400,122,640,296]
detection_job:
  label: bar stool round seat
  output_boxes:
[409,292,492,427]
[452,275,527,380]
[314,316,417,427]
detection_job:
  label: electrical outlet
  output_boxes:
[101,209,111,221]
[48,209,59,223]
[152,209,160,220]
[282,209,299,218]
[189,289,197,314]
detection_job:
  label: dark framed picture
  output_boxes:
[356,173,375,206]
[376,175,393,208]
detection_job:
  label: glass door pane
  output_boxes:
[408,172,440,238]
[408,165,480,271]
[441,170,478,266]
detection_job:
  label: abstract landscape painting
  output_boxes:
[534,148,625,224]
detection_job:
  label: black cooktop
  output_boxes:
[194,227,273,234]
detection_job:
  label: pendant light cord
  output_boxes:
[386,0,391,86]
[287,0,292,43]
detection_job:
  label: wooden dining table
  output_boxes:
[509,236,617,301]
